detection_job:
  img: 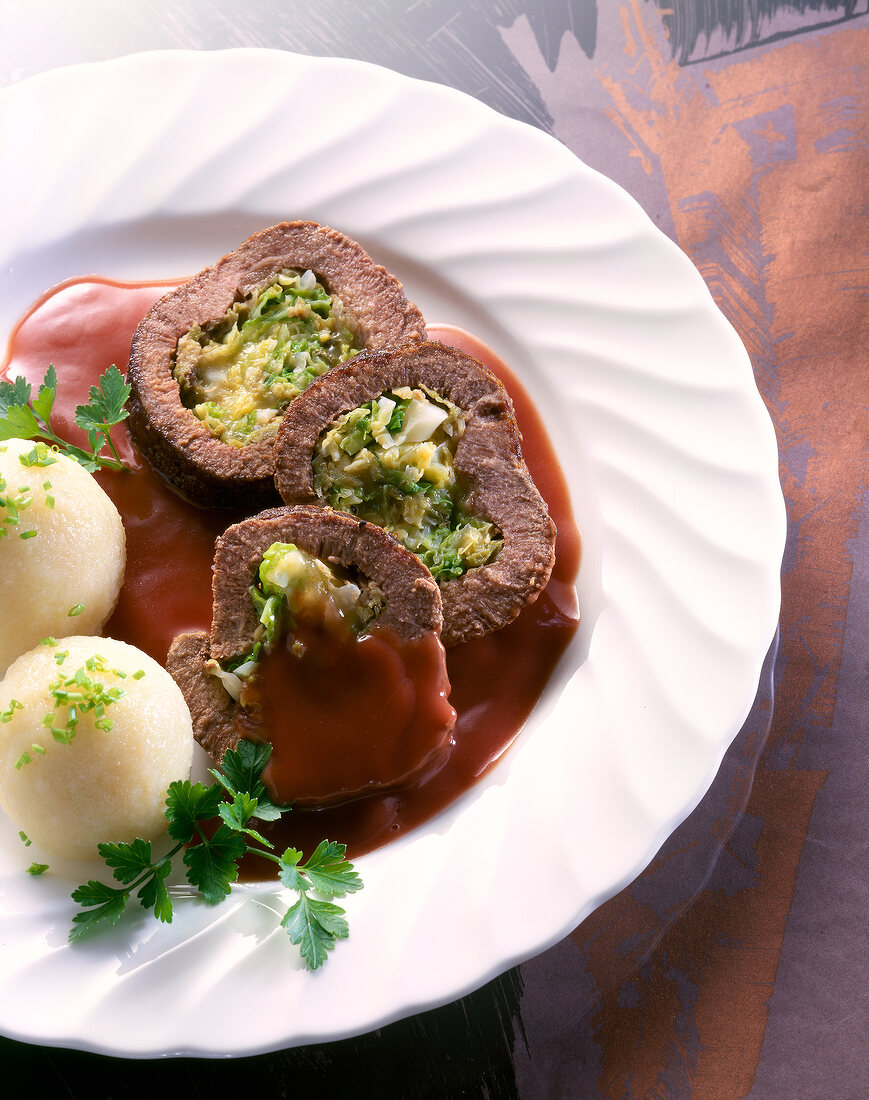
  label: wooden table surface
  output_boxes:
[1,2,867,1096]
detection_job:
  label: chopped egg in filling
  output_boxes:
[174,269,361,447]
[207,542,385,701]
[312,388,503,582]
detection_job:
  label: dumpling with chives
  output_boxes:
[0,439,125,677]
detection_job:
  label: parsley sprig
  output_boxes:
[0,364,131,472]
[70,741,363,970]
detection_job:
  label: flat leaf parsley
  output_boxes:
[70,740,362,970]
[0,364,131,472]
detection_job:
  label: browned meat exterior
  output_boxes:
[209,505,442,661]
[166,504,443,762]
[127,221,426,507]
[273,341,557,646]
[166,631,238,762]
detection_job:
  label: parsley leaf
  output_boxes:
[165,780,224,843]
[281,893,350,970]
[182,826,246,904]
[218,792,272,846]
[210,739,288,822]
[99,837,155,885]
[66,740,361,969]
[32,366,57,425]
[277,842,361,967]
[138,861,173,924]
[295,839,364,898]
[70,880,131,939]
[74,365,131,462]
[0,403,40,441]
[0,376,31,416]
[0,364,131,472]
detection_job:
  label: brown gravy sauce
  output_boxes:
[239,624,456,807]
[1,279,580,863]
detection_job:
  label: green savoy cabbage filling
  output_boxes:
[174,269,361,447]
[252,541,384,645]
[312,388,503,583]
[208,542,384,699]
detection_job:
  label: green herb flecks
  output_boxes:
[0,364,131,473]
[13,655,128,768]
[0,474,34,537]
[18,442,58,469]
[0,699,23,723]
[70,740,362,970]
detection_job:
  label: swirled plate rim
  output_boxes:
[0,48,784,1058]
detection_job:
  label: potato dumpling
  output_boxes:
[0,439,126,676]
[0,636,193,860]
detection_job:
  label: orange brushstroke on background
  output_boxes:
[573,2,868,1094]
[687,768,827,1094]
[588,767,825,1099]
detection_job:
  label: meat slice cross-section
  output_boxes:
[167,505,455,806]
[128,221,426,507]
[273,341,556,646]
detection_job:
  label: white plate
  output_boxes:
[0,50,784,1057]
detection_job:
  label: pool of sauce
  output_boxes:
[1,278,580,863]
[238,623,456,806]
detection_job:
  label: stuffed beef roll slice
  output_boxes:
[167,505,455,806]
[128,221,426,507]
[274,342,556,647]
